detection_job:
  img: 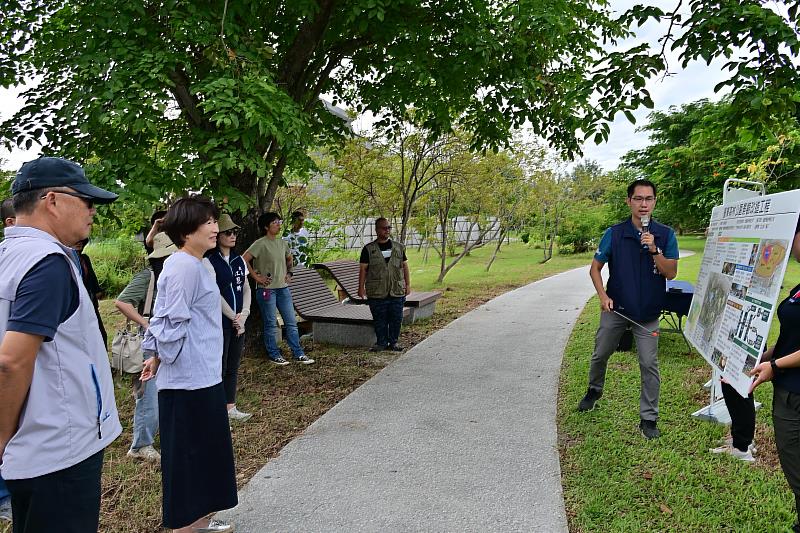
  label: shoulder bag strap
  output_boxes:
[143,271,156,318]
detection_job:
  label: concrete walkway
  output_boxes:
[219,265,599,532]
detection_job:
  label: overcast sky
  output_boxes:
[0,0,729,172]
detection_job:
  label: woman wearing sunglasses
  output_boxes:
[204,214,252,422]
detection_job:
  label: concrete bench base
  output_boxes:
[407,301,436,323]
[312,322,376,347]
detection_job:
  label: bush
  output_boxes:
[519,230,531,244]
[85,236,147,297]
[558,204,608,254]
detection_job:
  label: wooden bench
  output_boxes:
[289,265,410,347]
[311,259,442,322]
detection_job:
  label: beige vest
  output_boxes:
[364,240,406,298]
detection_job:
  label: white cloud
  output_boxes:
[579,0,732,170]
[0,83,40,171]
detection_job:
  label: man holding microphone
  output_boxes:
[577,179,679,439]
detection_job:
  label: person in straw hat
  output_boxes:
[203,214,252,422]
[114,231,177,462]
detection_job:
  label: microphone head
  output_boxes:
[641,215,650,228]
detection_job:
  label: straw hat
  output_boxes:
[218,213,240,233]
[148,232,177,259]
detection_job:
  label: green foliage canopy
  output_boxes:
[623,98,800,231]
[1,0,798,222]
[1,0,664,214]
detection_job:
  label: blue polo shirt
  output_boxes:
[594,218,678,322]
[7,255,78,341]
[595,223,678,264]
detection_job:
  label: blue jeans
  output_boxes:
[0,475,9,502]
[255,286,305,359]
[131,353,159,450]
[368,296,405,347]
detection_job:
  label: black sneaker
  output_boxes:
[368,344,384,352]
[639,419,660,440]
[386,344,404,352]
[578,388,602,412]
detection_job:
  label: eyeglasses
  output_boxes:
[630,196,656,204]
[220,229,239,237]
[41,190,95,209]
[377,225,391,231]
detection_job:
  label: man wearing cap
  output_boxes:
[115,232,176,462]
[0,157,122,531]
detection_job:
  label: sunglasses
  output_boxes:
[220,229,239,237]
[41,190,95,209]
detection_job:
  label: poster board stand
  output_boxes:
[690,179,767,424]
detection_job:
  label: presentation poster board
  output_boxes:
[684,190,800,397]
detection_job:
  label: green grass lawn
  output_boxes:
[559,235,800,532]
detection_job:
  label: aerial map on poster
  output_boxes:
[685,190,800,397]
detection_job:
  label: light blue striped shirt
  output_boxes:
[142,251,223,391]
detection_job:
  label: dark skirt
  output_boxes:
[159,383,238,529]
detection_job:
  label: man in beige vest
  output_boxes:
[358,218,411,352]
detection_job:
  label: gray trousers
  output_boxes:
[588,310,660,421]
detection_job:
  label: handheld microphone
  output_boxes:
[640,215,650,250]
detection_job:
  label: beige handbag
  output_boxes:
[110,272,155,374]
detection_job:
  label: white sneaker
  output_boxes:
[716,437,757,454]
[194,519,234,532]
[127,444,161,463]
[227,406,252,422]
[0,497,11,523]
[710,444,755,463]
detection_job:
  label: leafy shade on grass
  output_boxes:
[558,236,800,532]
[84,241,591,533]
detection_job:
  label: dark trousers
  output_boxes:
[368,296,405,347]
[6,449,104,533]
[774,386,800,523]
[721,381,755,452]
[222,327,245,405]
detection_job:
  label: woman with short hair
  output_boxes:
[141,197,237,533]
[243,212,313,365]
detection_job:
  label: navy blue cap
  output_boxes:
[13,157,118,204]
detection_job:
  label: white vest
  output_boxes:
[0,226,121,479]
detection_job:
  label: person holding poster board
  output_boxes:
[577,179,679,440]
[749,223,800,533]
